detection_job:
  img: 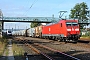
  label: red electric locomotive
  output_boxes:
[42,19,81,42]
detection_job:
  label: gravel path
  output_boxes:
[0,39,15,60]
[7,39,15,60]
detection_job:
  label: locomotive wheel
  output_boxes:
[53,37,56,40]
[73,39,78,43]
[59,38,62,42]
[60,37,64,42]
[65,38,69,43]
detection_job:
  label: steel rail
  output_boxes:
[25,43,55,60]
[34,43,80,60]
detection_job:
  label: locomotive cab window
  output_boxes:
[8,31,11,33]
[66,22,71,26]
[72,22,78,26]
[66,22,78,26]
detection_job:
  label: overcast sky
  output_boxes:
[0,0,90,29]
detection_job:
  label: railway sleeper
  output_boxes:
[34,43,80,60]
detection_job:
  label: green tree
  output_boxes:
[31,19,41,28]
[69,2,89,29]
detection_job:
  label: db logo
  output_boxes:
[72,28,74,31]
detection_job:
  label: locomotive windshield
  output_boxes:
[8,31,11,33]
[72,22,78,26]
[66,22,78,26]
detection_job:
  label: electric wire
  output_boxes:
[23,0,38,17]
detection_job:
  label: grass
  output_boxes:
[0,37,8,57]
[81,31,90,39]
[0,42,5,56]
[5,48,9,56]
[81,36,90,39]
[12,43,25,56]
[12,43,25,60]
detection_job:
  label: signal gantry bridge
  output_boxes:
[0,17,90,23]
[0,17,58,23]
[0,17,59,29]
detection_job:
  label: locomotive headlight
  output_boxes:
[75,28,79,31]
[64,35,66,37]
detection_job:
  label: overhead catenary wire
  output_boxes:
[29,0,38,9]
[23,0,38,17]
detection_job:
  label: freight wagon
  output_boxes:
[12,30,26,36]
[34,25,43,38]
[25,28,35,37]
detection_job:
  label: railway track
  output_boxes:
[12,37,90,60]
[13,36,90,44]
[25,43,80,60]
[78,40,90,44]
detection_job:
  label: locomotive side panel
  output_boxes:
[42,21,67,40]
[42,20,67,37]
